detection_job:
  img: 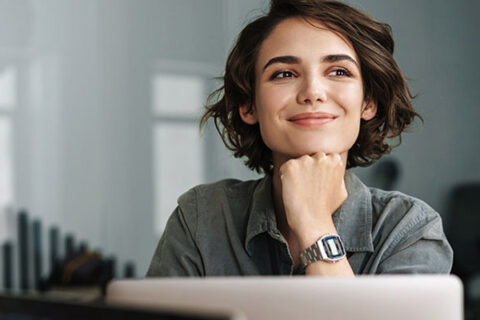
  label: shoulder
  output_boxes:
[178,178,262,207]
[175,178,263,226]
[346,172,443,238]
[172,177,265,247]
[370,187,436,217]
[369,187,447,252]
[364,187,453,273]
[370,187,441,225]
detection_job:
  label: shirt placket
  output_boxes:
[268,229,295,275]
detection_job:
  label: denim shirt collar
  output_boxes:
[245,170,374,256]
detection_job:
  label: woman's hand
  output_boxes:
[279,152,348,244]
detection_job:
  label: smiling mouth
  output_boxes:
[288,112,338,127]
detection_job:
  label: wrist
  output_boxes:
[299,233,347,268]
[295,218,337,250]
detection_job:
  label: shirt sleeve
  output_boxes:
[376,205,453,274]
[146,189,205,277]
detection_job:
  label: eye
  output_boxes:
[328,68,352,77]
[271,70,296,80]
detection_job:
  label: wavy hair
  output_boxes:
[200,0,422,175]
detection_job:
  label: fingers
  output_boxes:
[280,152,344,170]
[312,152,326,160]
[312,152,343,167]
[279,152,344,181]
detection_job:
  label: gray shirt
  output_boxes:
[146,171,453,276]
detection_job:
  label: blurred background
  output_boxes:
[0,0,478,310]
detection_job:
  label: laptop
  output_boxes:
[0,293,237,320]
[107,275,463,320]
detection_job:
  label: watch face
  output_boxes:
[320,235,345,260]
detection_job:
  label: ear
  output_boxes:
[239,104,258,125]
[361,100,377,121]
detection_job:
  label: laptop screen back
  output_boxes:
[107,275,463,320]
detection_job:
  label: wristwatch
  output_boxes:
[299,233,346,268]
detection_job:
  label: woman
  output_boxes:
[147,0,452,277]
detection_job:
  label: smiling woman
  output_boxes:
[146,0,453,277]
[243,17,374,167]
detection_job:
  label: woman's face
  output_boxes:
[240,17,376,167]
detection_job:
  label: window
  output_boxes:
[151,61,214,235]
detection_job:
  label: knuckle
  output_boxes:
[299,154,310,162]
[317,153,326,162]
[282,159,295,171]
[314,152,325,159]
[334,154,342,163]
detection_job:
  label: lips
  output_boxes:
[288,112,337,121]
[288,112,337,127]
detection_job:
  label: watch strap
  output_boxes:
[299,233,346,268]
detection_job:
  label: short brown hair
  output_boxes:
[200,0,421,175]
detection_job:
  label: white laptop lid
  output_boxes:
[106,275,463,320]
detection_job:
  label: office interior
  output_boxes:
[0,0,479,318]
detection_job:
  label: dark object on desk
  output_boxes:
[41,251,114,293]
[79,242,89,253]
[2,242,12,291]
[0,294,233,320]
[33,219,43,291]
[17,210,30,292]
[105,256,117,279]
[447,183,480,279]
[50,226,60,269]
[446,183,480,319]
[124,262,136,278]
[65,233,76,258]
[0,209,137,296]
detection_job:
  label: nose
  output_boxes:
[296,75,327,105]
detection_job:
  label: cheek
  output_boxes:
[331,83,364,112]
[330,84,364,147]
[344,116,362,150]
[256,86,290,110]
[255,86,289,126]
[254,87,285,149]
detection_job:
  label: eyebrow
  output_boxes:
[262,54,359,72]
[262,56,299,71]
[323,54,359,67]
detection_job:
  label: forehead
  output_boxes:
[256,17,358,70]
